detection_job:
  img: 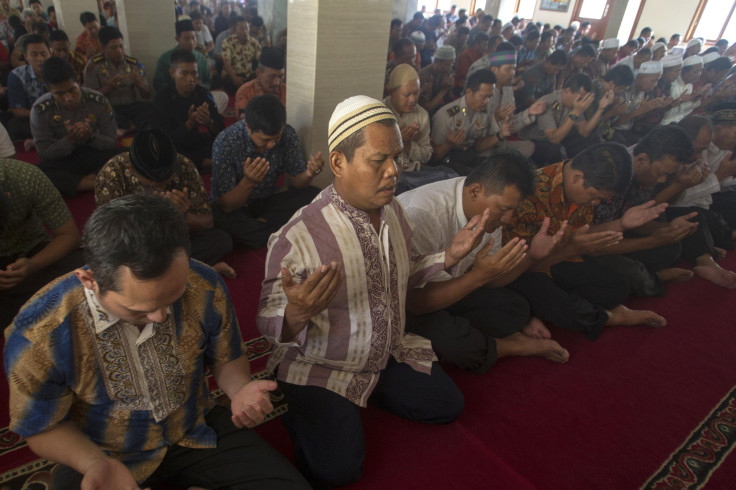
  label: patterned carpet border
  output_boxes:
[0,336,281,489]
[642,385,736,489]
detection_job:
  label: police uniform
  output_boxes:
[70,51,88,84]
[431,95,499,175]
[31,88,124,196]
[84,53,153,130]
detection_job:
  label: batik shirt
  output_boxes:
[4,260,243,483]
[211,120,306,204]
[594,181,653,224]
[75,29,102,58]
[221,35,261,79]
[258,186,446,407]
[7,64,47,109]
[95,152,210,216]
[0,159,72,257]
[504,161,595,263]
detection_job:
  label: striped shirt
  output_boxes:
[257,186,446,407]
[4,260,243,483]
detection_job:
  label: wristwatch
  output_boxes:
[568,112,585,122]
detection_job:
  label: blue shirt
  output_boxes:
[211,120,306,204]
[8,64,47,109]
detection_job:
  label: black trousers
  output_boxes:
[711,189,736,230]
[112,102,154,130]
[666,206,733,262]
[406,287,530,373]
[7,115,31,140]
[190,227,233,266]
[37,146,126,197]
[529,139,565,168]
[509,260,630,341]
[0,247,85,328]
[51,405,311,489]
[279,359,464,489]
[215,186,320,249]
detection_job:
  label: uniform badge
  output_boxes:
[87,114,97,126]
[52,114,62,122]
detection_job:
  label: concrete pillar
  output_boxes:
[115,0,176,87]
[52,0,97,47]
[286,0,393,187]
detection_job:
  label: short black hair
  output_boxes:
[581,21,591,28]
[83,194,191,294]
[98,26,122,46]
[570,142,633,193]
[702,46,720,55]
[466,148,536,198]
[391,18,402,28]
[250,15,264,28]
[563,72,592,92]
[640,27,652,34]
[170,48,197,67]
[633,125,694,164]
[393,38,414,55]
[509,35,523,47]
[541,30,555,43]
[716,39,729,47]
[625,39,638,49]
[457,26,470,36]
[705,56,733,72]
[412,12,424,21]
[526,30,540,42]
[79,11,97,25]
[245,94,286,136]
[670,33,681,40]
[576,44,596,58]
[31,21,48,35]
[334,118,396,162]
[42,56,76,84]
[495,41,515,53]
[230,15,246,29]
[604,64,635,86]
[29,0,41,5]
[467,68,496,92]
[636,47,652,57]
[472,32,490,46]
[22,34,47,53]
[189,9,203,21]
[676,115,713,141]
[49,29,69,43]
[548,49,568,65]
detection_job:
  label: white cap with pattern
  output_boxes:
[328,96,397,152]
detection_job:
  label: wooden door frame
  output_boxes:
[684,0,736,42]
[571,0,614,39]
[628,0,647,40]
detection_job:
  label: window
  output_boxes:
[688,0,736,42]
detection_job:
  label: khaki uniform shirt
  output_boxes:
[84,53,149,106]
[431,95,498,150]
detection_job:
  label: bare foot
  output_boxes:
[116,128,127,138]
[714,247,727,261]
[693,265,736,289]
[497,332,569,363]
[214,261,236,278]
[656,267,694,283]
[606,305,666,328]
[521,317,552,339]
[23,138,34,151]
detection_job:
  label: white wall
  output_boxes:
[531,0,578,27]
[634,0,699,40]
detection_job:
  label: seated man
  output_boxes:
[258,96,475,488]
[221,15,261,92]
[31,57,122,196]
[4,194,310,489]
[706,103,736,231]
[48,29,87,84]
[74,11,101,59]
[153,19,213,93]
[95,127,234,277]
[7,34,48,141]
[586,38,619,80]
[212,94,322,248]
[399,149,570,372]
[84,26,152,133]
[555,44,596,89]
[505,143,667,341]
[517,49,567,110]
[417,44,455,116]
[521,73,613,166]
[0,158,83,327]
[431,69,509,175]
[234,46,285,117]
[153,49,224,171]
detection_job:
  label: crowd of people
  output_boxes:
[3,1,736,489]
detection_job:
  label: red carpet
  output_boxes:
[2,139,736,488]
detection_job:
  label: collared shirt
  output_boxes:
[211,120,305,204]
[521,62,557,104]
[383,95,432,171]
[661,76,697,125]
[455,45,483,88]
[257,186,443,407]
[431,95,497,150]
[487,84,536,132]
[70,50,88,84]
[234,78,286,113]
[4,260,243,483]
[673,143,722,208]
[594,181,653,224]
[95,152,211,215]
[418,64,450,115]
[0,159,72,257]
[221,35,261,79]
[7,64,46,109]
[75,29,102,58]
[153,47,212,93]
[30,89,118,161]
[520,90,571,141]
[84,53,149,106]
[504,161,594,262]
[613,87,647,131]
[398,176,502,282]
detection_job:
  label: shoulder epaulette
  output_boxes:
[447,106,461,117]
[551,101,561,111]
[90,53,105,64]
[34,99,53,114]
[86,91,107,104]
[124,55,138,64]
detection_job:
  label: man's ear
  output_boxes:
[329,150,346,178]
[571,168,585,184]
[633,152,650,168]
[467,182,483,199]
[74,268,97,291]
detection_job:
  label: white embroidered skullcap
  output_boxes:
[410,31,426,44]
[687,38,702,48]
[502,22,514,32]
[652,41,667,53]
[670,47,685,56]
[683,55,703,67]
[601,38,619,50]
[637,60,663,76]
[661,54,683,68]
[328,96,397,152]
[570,21,580,30]
[435,45,456,60]
[703,52,722,64]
